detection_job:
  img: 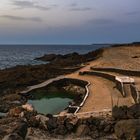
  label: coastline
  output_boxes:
[0,44,140,139]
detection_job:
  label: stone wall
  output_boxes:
[91,67,140,76]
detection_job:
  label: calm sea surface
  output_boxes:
[0,45,108,69]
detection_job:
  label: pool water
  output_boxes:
[28,89,74,115]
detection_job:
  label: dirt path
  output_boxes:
[66,59,133,113]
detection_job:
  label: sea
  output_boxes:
[0,44,109,69]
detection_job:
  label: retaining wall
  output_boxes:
[130,84,140,104]
[80,71,125,97]
[67,80,90,114]
[91,67,140,77]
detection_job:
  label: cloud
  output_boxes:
[69,7,92,11]
[13,0,54,11]
[0,15,42,22]
[125,11,139,16]
[69,3,78,7]
[88,18,115,25]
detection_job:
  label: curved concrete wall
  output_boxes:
[20,76,90,114]
[48,78,90,114]
[80,71,125,97]
[68,80,90,114]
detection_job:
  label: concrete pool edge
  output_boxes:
[19,76,90,115]
[68,81,90,114]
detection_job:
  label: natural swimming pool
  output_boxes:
[28,89,75,115]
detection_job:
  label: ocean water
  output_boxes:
[0,45,108,69]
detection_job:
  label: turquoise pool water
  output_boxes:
[28,89,74,115]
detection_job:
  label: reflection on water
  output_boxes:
[28,89,74,115]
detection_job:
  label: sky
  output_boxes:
[0,0,140,44]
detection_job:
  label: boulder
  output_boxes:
[112,106,128,119]
[35,54,58,62]
[22,103,34,112]
[128,104,140,118]
[35,114,49,129]
[2,133,23,140]
[0,119,28,140]
[65,115,78,131]
[46,117,58,132]
[63,84,85,95]
[8,107,23,117]
[54,124,67,135]
[26,127,50,140]
[76,124,90,137]
[115,119,140,140]
[13,121,28,139]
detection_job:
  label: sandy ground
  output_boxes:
[66,46,140,113]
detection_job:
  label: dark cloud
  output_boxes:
[69,7,92,11]
[88,18,115,25]
[126,11,139,16]
[69,3,78,7]
[1,15,42,22]
[13,1,55,11]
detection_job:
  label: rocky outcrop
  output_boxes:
[115,119,140,140]
[0,49,103,114]
[63,84,85,95]
[0,118,28,140]
[36,49,104,67]
[1,105,140,139]
[112,104,140,119]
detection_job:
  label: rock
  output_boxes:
[90,130,99,139]
[46,117,58,132]
[35,54,58,62]
[0,128,6,140]
[2,133,23,140]
[63,84,85,95]
[112,106,128,119]
[65,115,78,131]
[115,119,140,140]
[35,114,49,129]
[128,104,140,118]
[0,119,28,140]
[8,107,23,117]
[22,103,34,112]
[26,127,50,140]
[0,104,10,113]
[13,121,28,139]
[54,124,67,135]
[104,124,112,133]
[76,124,90,137]
[112,104,140,119]
[27,116,40,128]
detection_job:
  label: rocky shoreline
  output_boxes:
[0,48,105,139]
[0,48,103,113]
[0,45,140,139]
[0,104,140,139]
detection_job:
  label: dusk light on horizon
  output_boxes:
[0,0,140,44]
